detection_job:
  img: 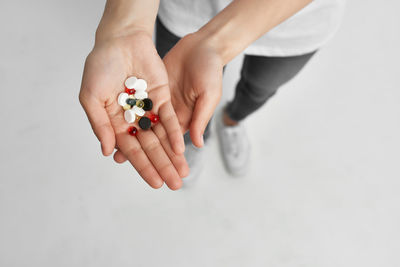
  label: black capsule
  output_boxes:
[138,117,151,130]
[142,98,153,111]
[126,98,136,106]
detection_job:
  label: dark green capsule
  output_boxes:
[126,98,136,106]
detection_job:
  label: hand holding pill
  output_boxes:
[79,32,188,190]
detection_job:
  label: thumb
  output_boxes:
[79,93,116,156]
[189,92,220,148]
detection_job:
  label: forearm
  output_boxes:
[197,0,313,64]
[96,0,159,43]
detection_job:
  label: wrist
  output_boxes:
[95,22,152,44]
[95,0,159,44]
[195,22,240,65]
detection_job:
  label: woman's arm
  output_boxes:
[164,0,312,147]
[95,0,160,42]
[199,0,313,64]
[80,0,188,190]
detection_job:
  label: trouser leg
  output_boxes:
[226,52,316,122]
[155,17,180,58]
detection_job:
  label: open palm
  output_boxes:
[163,34,224,148]
[79,32,188,190]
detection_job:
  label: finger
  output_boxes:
[190,93,219,148]
[112,113,186,178]
[116,131,165,189]
[152,122,189,178]
[158,102,185,155]
[79,94,116,156]
[113,149,128,164]
[136,129,183,190]
[109,103,165,189]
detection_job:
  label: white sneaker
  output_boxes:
[182,133,205,186]
[216,109,250,176]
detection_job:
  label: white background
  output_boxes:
[0,0,399,266]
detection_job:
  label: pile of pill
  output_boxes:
[118,76,159,136]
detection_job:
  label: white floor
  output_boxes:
[1,1,399,266]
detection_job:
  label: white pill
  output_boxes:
[134,91,148,100]
[132,105,145,117]
[124,109,136,123]
[134,79,147,91]
[118,93,129,106]
[125,76,138,89]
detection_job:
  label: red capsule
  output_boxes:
[125,87,136,95]
[128,126,138,136]
[149,114,160,123]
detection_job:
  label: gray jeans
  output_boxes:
[155,18,316,140]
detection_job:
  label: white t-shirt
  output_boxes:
[158,0,345,57]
